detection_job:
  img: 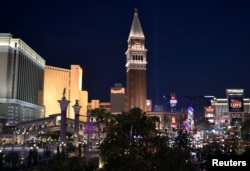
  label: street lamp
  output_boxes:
[2,137,6,150]
[57,142,66,159]
[227,125,232,140]
[29,144,39,166]
[238,125,242,149]
[13,128,20,144]
[38,130,44,147]
[22,129,29,148]
[0,149,2,166]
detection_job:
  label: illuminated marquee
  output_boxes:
[228,96,244,112]
[205,106,214,112]
[170,99,177,104]
[226,89,244,95]
[111,88,125,94]
[170,93,177,106]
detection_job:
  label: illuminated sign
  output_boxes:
[206,113,214,117]
[146,99,152,111]
[171,117,176,128]
[228,96,244,112]
[208,119,214,123]
[170,99,177,104]
[187,107,194,114]
[205,106,214,112]
[146,100,151,106]
[111,88,125,94]
[226,89,244,94]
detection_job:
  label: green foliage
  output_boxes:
[99,107,194,170]
[175,129,189,149]
[90,108,106,122]
[242,147,250,155]
[241,119,250,133]
[198,118,210,130]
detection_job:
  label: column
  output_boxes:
[58,88,70,143]
[72,100,82,148]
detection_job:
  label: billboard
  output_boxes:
[228,96,244,112]
[205,106,214,113]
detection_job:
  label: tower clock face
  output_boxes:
[134,40,142,49]
[135,40,141,45]
[135,40,140,44]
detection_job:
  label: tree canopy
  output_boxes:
[241,119,250,133]
[98,107,194,171]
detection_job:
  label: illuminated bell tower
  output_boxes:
[125,8,147,111]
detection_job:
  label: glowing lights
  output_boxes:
[111,88,125,94]
[226,89,244,94]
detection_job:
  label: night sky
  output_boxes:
[1,0,250,106]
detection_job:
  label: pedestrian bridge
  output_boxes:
[15,114,89,135]
[4,114,99,145]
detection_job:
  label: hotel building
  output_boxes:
[110,83,126,114]
[0,33,45,125]
[43,65,88,121]
[209,89,250,128]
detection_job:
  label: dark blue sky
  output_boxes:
[1,0,250,106]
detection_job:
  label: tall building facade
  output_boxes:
[110,83,126,114]
[211,89,250,129]
[125,9,147,111]
[43,65,88,121]
[0,33,45,125]
[87,100,111,113]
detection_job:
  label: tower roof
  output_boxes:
[128,8,144,40]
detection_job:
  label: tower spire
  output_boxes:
[128,8,144,40]
[134,8,138,14]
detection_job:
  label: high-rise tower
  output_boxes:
[43,65,88,121]
[125,9,147,111]
[0,33,45,124]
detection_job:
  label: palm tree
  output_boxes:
[90,108,106,143]
[102,112,115,135]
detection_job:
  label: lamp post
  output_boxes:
[38,130,44,148]
[57,142,66,159]
[0,149,2,167]
[227,125,231,141]
[22,129,29,148]
[29,144,39,166]
[238,125,242,149]
[1,137,6,151]
[13,128,20,145]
